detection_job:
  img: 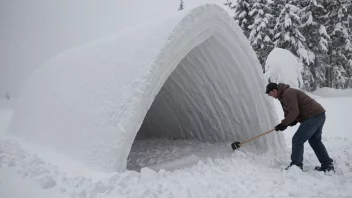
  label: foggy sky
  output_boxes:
[0,0,220,98]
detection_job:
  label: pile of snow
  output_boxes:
[264,47,304,89]
[8,4,285,173]
[313,87,352,98]
[128,138,233,171]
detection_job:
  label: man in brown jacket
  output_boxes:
[266,82,334,172]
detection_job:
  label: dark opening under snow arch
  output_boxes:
[8,4,285,173]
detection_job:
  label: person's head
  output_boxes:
[265,82,279,99]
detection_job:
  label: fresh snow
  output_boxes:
[313,87,352,98]
[264,47,303,88]
[8,4,284,173]
[1,93,352,198]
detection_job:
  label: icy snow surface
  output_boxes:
[8,4,285,172]
[264,47,303,88]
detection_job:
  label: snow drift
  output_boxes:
[8,4,285,172]
[313,87,352,98]
[264,48,304,89]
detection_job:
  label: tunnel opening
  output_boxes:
[126,34,251,171]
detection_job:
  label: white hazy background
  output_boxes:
[0,0,221,98]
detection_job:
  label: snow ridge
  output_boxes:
[8,4,285,172]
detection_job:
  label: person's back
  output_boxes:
[277,83,325,123]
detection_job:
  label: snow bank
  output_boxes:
[313,87,352,98]
[8,4,285,172]
[264,47,303,89]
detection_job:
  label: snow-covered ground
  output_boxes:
[1,91,352,198]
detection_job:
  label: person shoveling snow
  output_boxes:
[266,82,334,173]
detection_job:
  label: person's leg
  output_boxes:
[291,116,321,167]
[308,114,333,168]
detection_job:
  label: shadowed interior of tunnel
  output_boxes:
[126,35,258,171]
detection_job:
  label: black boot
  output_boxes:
[314,164,335,173]
[285,163,303,171]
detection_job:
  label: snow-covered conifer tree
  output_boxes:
[269,0,286,19]
[299,0,330,89]
[249,0,274,68]
[273,4,315,90]
[232,0,254,38]
[224,0,237,8]
[324,0,352,88]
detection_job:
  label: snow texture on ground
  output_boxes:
[0,133,351,198]
[1,95,352,198]
[8,4,284,172]
[313,87,352,98]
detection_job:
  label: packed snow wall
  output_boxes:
[8,4,285,172]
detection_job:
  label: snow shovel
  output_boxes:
[231,129,275,151]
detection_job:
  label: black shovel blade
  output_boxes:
[231,141,241,150]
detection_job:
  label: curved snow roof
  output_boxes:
[9,4,285,172]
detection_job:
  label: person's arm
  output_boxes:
[280,101,288,117]
[281,91,299,126]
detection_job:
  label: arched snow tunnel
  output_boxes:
[9,4,285,172]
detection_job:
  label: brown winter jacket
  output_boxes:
[277,83,326,126]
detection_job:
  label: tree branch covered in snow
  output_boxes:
[273,4,315,90]
[229,0,254,38]
[227,0,352,90]
[249,0,275,68]
[323,0,352,88]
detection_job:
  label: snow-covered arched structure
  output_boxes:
[9,4,285,172]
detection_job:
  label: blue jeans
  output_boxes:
[291,112,333,168]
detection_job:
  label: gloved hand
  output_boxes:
[231,142,241,150]
[275,123,287,131]
[290,120,298,126]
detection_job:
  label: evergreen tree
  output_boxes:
[323,0,352,88]
[273,4,315,90]
[269,0,286,19]
[344,3,352,87]
[233,0,254,38]
[299,0,330,89]
[227,0,352,89]
[287,0,301,5]
[249,0,275,69]
[224,0,237,8]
